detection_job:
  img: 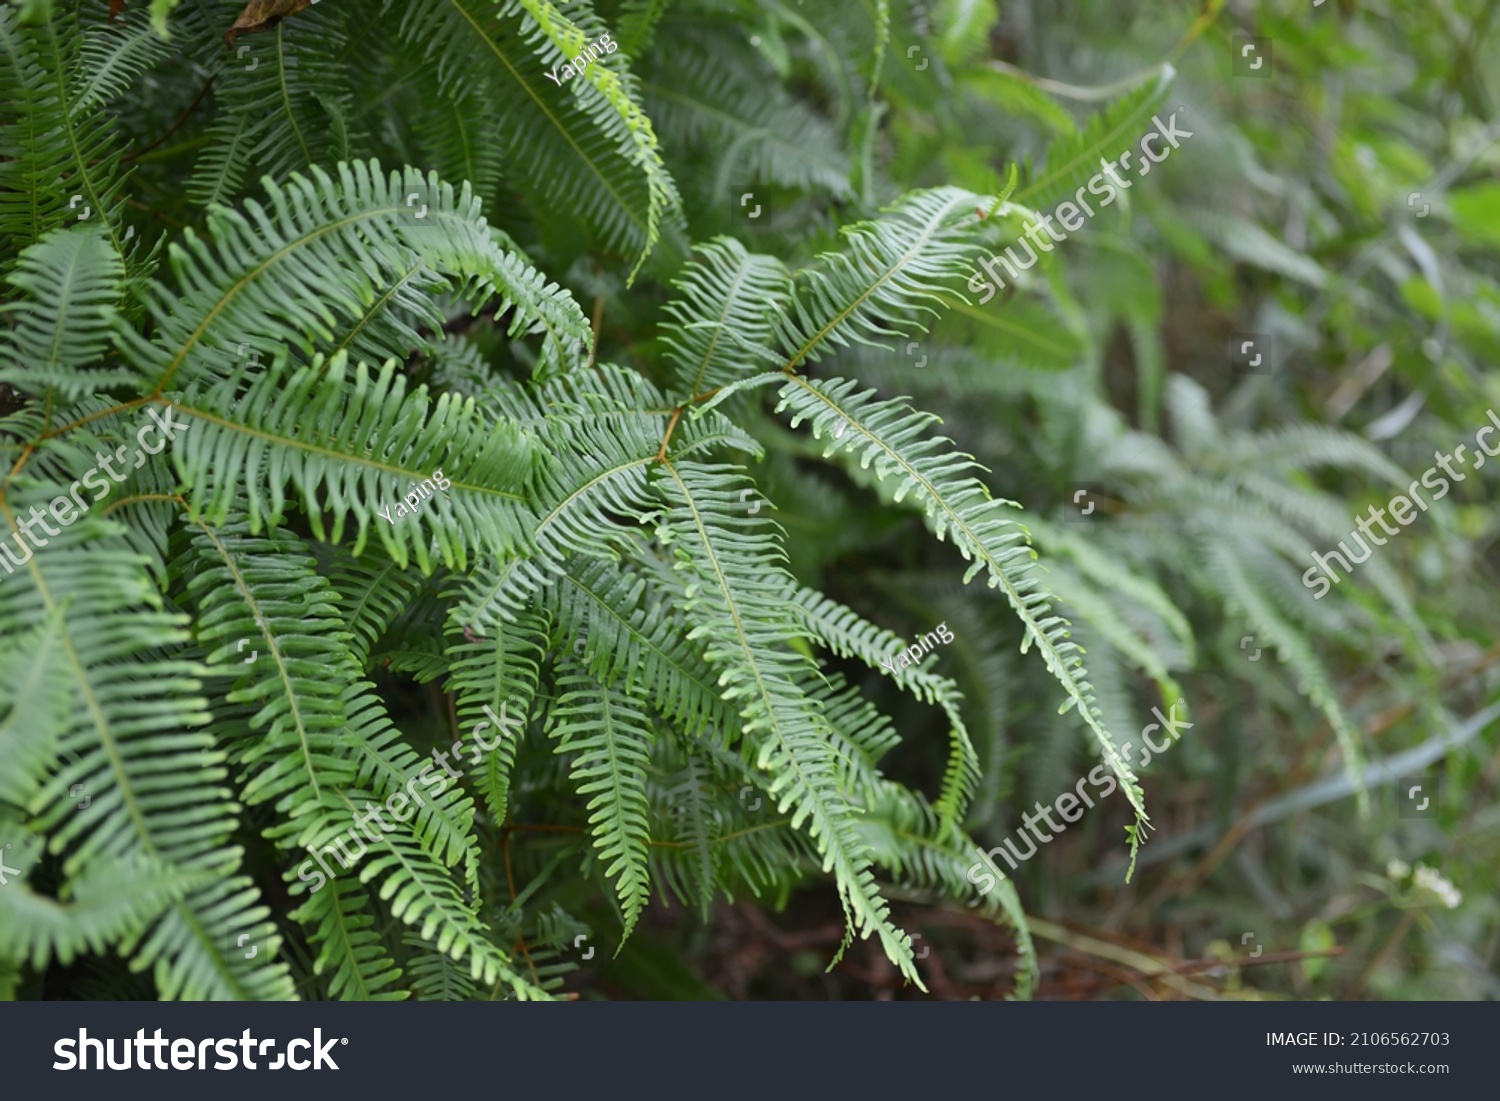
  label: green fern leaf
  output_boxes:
[546,664,655,941]
[774,375,1149,828]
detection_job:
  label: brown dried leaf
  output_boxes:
[223,0,316,44]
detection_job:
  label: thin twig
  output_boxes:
[124,75,216,162]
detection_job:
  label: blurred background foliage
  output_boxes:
[604,0,1500,1000]
[7,0,1498,1000]
[772,0,1500,1001]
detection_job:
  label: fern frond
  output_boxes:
[932,293,1088,373]
[404,933,482,1000]
[328,548,427,669]
[654,750,717,920]
[653,458,920,984]
[1012,67,1174,210]
[1230,423,1413,486]
[453,375,668,629]
[774,186,986,369]
[345,683,482,879]
[422,83,508,202]
[660,237,790,400]
[0,2,137,265]
[546,664,655,941]
[289,877,408,1001]
[801,670,900,801]
[788,583,979,826]
[188,11,355,207]
[0,507,294,999]
[774,375,1149,828]
[650,732,807,907]
[443,608,547,825]
[73,2,173,115]
[1201,535,1368,812]
[617,0,670,54]
[0,846,207,974]
[961,68,1078,136]
[173,354,540,572]
[555,555,733,735]
[0,609,73,806]
[1028,516,1198,669]
[181,515,360,815]
[509,0,680,283]
[643,43,853,202]
[389,0,681,280]
[126,160,589,395]
[1040,562,1187,706]
[455,364,758,630]
[0,223,133,398]
[329,790,536,996]
[859,783,1039,999]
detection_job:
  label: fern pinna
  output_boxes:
[0,0,1168,1001]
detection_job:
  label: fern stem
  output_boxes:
[122,73,215,162]
[656,405,684,460]
[98,491,184,517]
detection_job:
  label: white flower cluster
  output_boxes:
[1412,863,1463,910]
